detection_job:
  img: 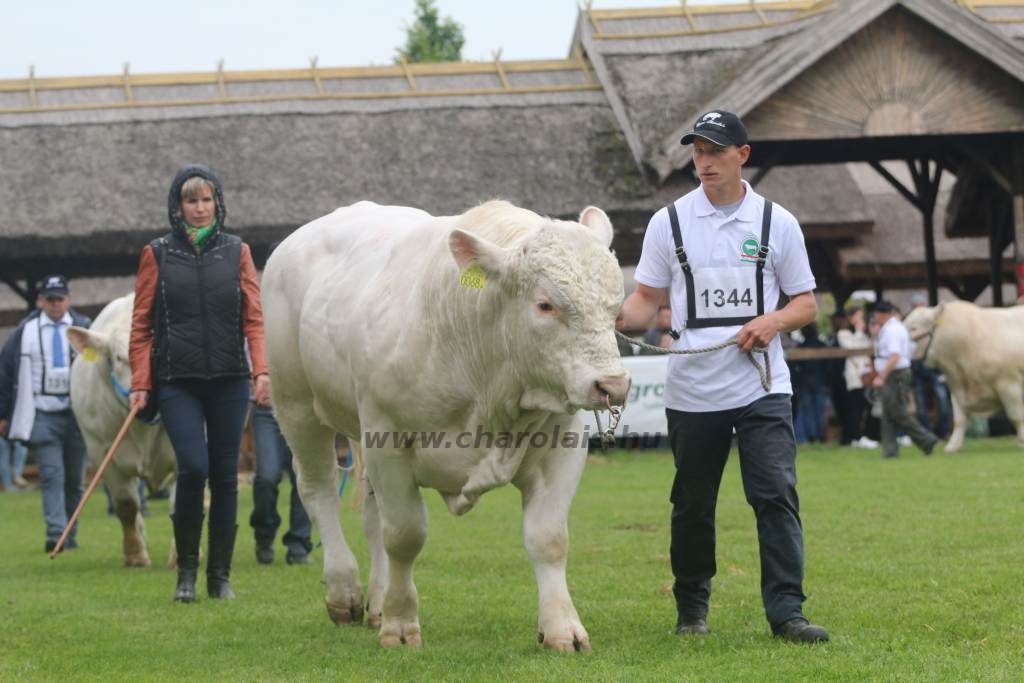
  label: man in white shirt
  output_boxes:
[618,110,828,643]
[870,301,938,458]
[0,275,91,552]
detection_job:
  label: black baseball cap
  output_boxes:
[681,110,749,147]
[39,274,69,297]
[874,300,895,313]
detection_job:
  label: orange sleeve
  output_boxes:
[130,245,159,391]
[240,244,268,378]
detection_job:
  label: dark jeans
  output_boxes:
[667,394,807,628]
[795,386,827,443]
[249,405,312,554]
[157,377,250,531]
[912,361,952,437]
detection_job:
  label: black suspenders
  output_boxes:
[667,199,772,330]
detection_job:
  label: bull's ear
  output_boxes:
[67,327,110,357]
[449,229,506,276]
[578,206,614,249]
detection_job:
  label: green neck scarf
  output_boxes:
[184,219,217,250]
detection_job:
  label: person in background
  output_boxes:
[825,310,848,445]
[250,403,312,565]
[871,301,938,458]
[792,323,828,444]
[129,165,271,603]
[0,275,91,550]
[836,306,877,449]
[249,241,313,566]
[908,293,952,438]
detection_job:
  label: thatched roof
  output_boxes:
[1,0,1023,316]
[573,0,1024,179]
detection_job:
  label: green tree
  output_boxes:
[395,0,465,64]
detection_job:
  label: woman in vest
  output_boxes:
[129,164,271,603]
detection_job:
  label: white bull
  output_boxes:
[262,200,629,652]
[68,294,176,567]
[904,301,1024,452]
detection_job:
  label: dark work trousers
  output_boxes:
[667,393,807,628]
[157,377,250,532]
[249,405,312,554]
[880,368,938,458]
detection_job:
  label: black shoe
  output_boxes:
[174,568,198,603]
[207,524,238,599]
[923,440,938,456]
[255,542,274,565]
[44,539,63,554]
[172,513,202,604]
[285,550,311,565]
[675,616,709,635]
[772,618,829,643]
[65,538,79,550]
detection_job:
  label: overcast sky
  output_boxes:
[2,0,730,80]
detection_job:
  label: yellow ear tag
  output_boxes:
[82,347,99,363]
[460,264,487,289]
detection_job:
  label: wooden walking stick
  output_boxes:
[50,404,139,559]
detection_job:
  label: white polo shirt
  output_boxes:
[633,181,816,412]
[874,317,912,373]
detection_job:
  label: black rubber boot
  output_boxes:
[207,524,238,599]
[172,514,203,603]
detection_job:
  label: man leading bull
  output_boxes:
[618,110,829,643]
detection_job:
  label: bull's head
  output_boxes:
[449,204,630,414]
[67,326,133,392]
[903,303,944,360]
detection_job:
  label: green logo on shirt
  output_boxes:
[740,236,762,263]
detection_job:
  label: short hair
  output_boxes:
[874,301,895,313]
[180,176,216,202]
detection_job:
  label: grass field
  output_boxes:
[1,438,1022,682]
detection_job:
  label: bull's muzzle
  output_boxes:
[592,374,630,407]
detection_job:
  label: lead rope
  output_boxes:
[594,330,772,450]
[617,330,771,391]
[593,333,770,450]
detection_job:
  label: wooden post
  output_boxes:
[1013,138,1024,301]
[309,56,324,95]
[914,159,942,306]
[216,59,227,99]
[122,63,133,104]
[869,158,943,305]
[28,65,37,109]
[990,207,1005,307]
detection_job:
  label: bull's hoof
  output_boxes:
[124,555,152,568]
[326,600,364,625]
[367,610,383,630]
[379,628,422,648]
[538,631,591,653]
